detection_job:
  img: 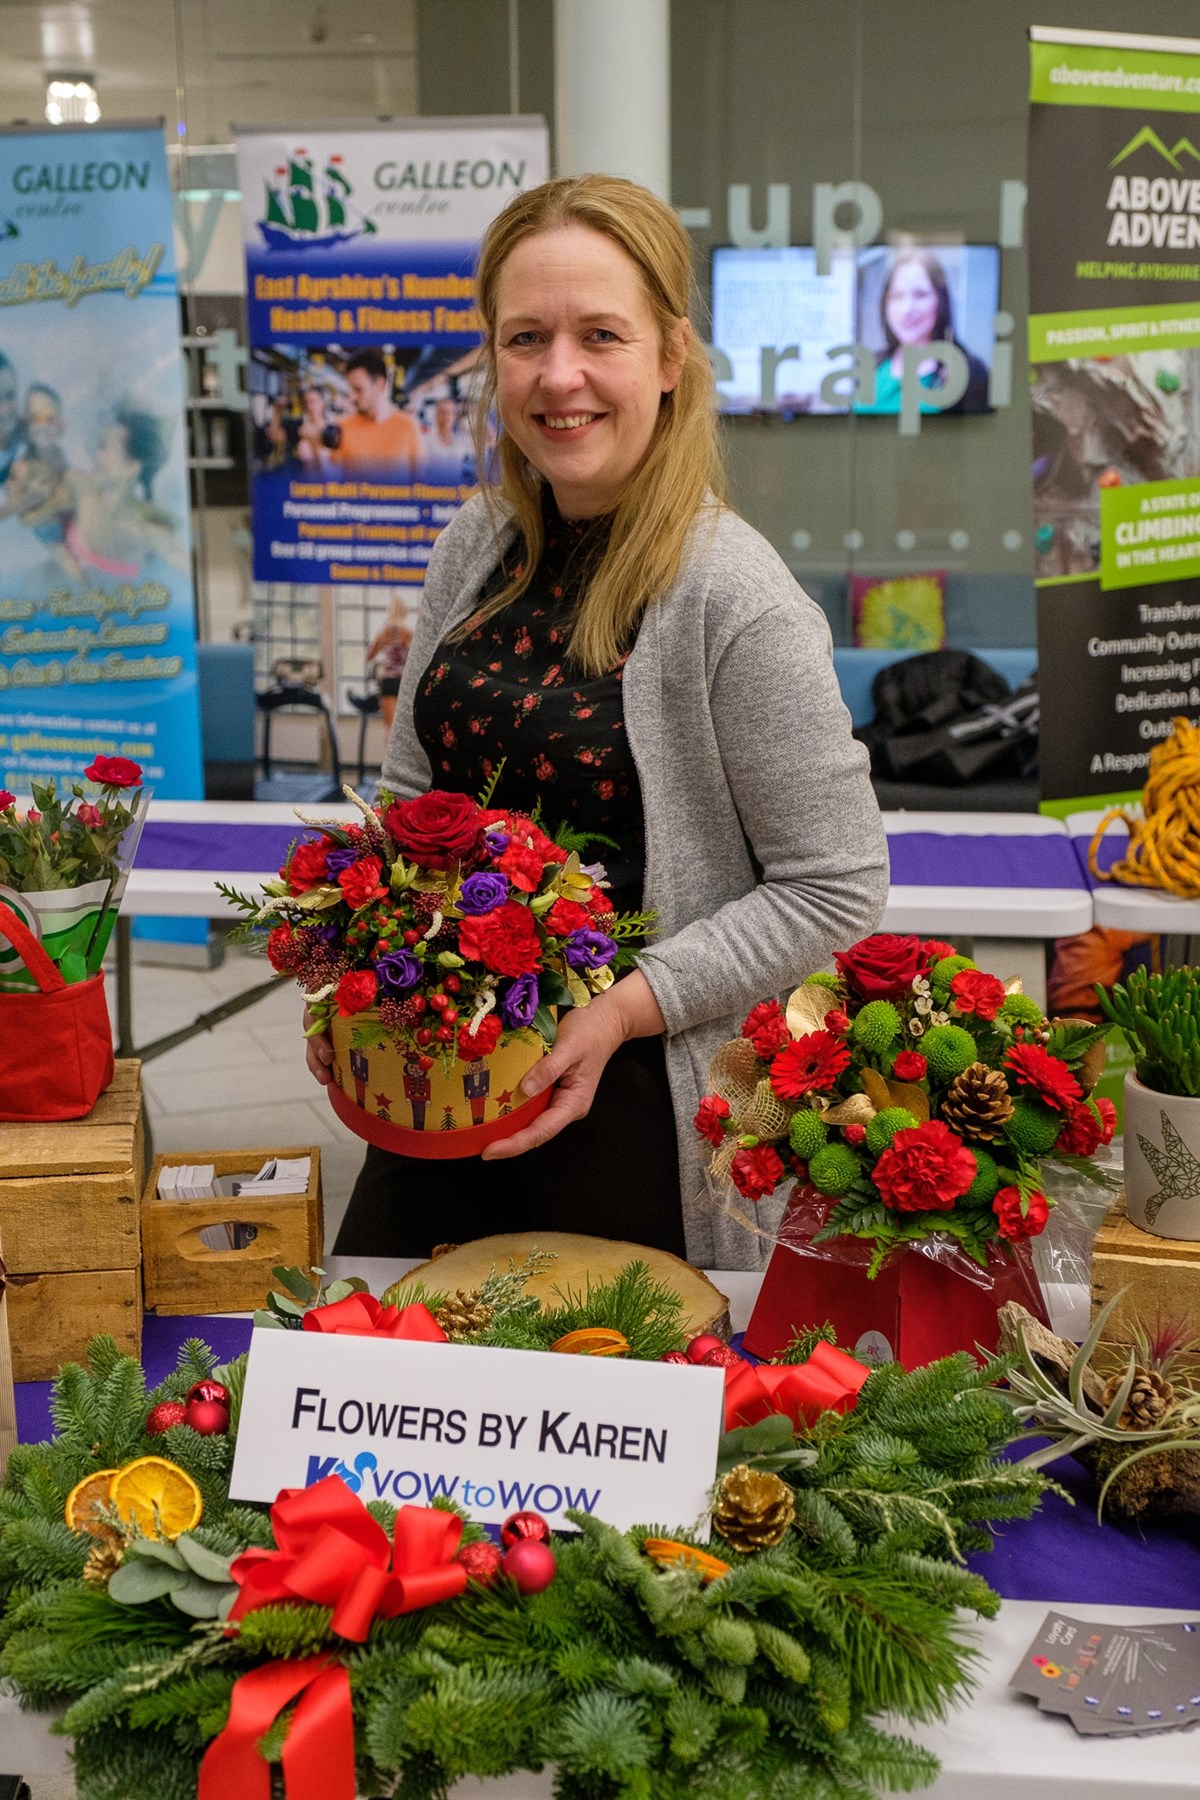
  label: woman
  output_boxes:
[859,249,989,415]
[310,174,888,1269]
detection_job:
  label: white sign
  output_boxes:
[229,1329,727,1536]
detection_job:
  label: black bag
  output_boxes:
[857,650,1039,787]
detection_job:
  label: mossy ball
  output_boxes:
[865,1106,919,1154]
[808,1143,862,1197]
[964,1147,1000,1206]
[998,992,1044,1030]
[852,1000,902,1054]
[788,1109,828,1160]
[921,1024,978,1083]
[1003,1096,1062,1156]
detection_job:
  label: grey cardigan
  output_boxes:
[381,493,889,1268]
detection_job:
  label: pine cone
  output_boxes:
[941,1062,1014,1141]
[1104,1365,1175,1430]
[712,1463,795,1552]
[83,1539,123,1586]
[433,1288,495,1339]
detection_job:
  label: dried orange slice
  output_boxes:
[64,1469,120,1540]
[110,1456,203,1541]
[550,1327,629,1357]
[643,1537,730,1584]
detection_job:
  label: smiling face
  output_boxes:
[884,260,942,347]
[492,224,684,518]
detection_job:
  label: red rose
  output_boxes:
[872,1120,977,1213]
[545,898,591,937]
[922,939,958,965]
[993,1185,1050,1241]
[386,790,481,870]
[950,968,1006,1022]
[1056,1100,1103,1157]
[286,839,332,893]
[892,1050,928,1081]
[823,1009,851,1036]
[338,855,388,910]
[1095,1096,1117,1145]
[458,899,542,977]
[730,1144,786,1201]
[769,1030,851,1100]
[835,933,927,1001]
[694,1093,731,1146]
[336,970,378,1016]
[458,1013,503,1059]
[1004,1043,1082,1113]
[497,839,546,892]
[588,889,614,916]
[84,754,142,788]
[0,790,14,810]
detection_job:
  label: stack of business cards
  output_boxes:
[157,1164,216,1200]
[1011,1611,1200,1736]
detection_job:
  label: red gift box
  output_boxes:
[743,1184,1048,1369]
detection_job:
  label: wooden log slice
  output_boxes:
[392,1232,731,1342]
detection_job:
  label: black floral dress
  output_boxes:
[334,491,683,1261]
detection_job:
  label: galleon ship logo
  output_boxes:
[259,149,377,251]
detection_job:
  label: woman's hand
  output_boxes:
[482,970,666,1160]
[303,1006,334,1086]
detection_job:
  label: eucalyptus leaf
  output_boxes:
[126,1537,188,1570]
[175,1535,234,1583]
[170,1574,237,1619]
[108,1559,188,1605]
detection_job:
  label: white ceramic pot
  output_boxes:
[1122,1069,1200,1241]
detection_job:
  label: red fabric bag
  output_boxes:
[0,901,114,1121]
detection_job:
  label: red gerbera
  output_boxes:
[694,1094,731,1146]
[769,1029,851,1100]
[730,1143,785,1201]
[872,1119,977,1213]
[993,1185,1050,1240]
[949,968,1006,1022]
[1004,1042,1081,1113]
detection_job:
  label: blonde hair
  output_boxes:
[461,174,724,676]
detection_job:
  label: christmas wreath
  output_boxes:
[0,1258,1048,1800]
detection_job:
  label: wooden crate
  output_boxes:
[0,1060,144,1274]
[0,1230,14,1476]
[142,1147,323,1315]
[6,1269,141,1383]
[1090,1194,1200,1348]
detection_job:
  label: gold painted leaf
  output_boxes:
[860,1068,892,1112]
[821,1093,876,1126]
[786,984,835,1038]
[1004,976,1024,995]
[885,1078,930,1122]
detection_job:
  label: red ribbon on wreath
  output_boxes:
[199,1477,467,1800]
[301,1292,448,1342]
[722,1340,869,1432]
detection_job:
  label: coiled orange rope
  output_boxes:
[1089,716,1200,898]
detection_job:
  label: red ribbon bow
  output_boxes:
[301,1292,448,1342]
[722,1340,869,1432]
[199,1478,466,1800]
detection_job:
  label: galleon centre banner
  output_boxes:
[0,121,202,797]
[235,118,549,589]
[1028,26,1200,813]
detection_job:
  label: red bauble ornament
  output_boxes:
[457,1541,504,1587]
[660,1351,690,1365]
[187,1379,230,1408]
[146,1401,187,1436]
[500,1510,551,1550]
[700,1344,744,1370]
[685,1334,724,1364]
[503,1538,557,1595]
[184,1399,230,1436]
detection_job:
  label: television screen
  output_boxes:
[854,243,1000,416]
[710,246,856,414]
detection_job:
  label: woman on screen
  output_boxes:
[859,249,989,415]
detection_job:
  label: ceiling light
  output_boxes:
[45,79,100,126]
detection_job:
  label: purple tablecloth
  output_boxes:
[14,1316,1199,1608]
[1069,824,1127,891]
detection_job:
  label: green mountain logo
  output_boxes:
[1110,126,1200,170]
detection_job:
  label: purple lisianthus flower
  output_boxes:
[563,929,618,972]
[309,922,341,946]
[484,828,510,855]
[375,949,422,993]
[500,972,540,1029]
[324,844,360,875]
[457,871,509,915]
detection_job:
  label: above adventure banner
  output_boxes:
[235,119,549,588]
[0,121,202,798]
[1028,27,1200,813]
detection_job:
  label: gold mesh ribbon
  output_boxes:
[708,1037,762,1114]
[741,1077,792,1142]
[1089,717,1200,899]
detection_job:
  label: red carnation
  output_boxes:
[993,1185,1050,1241]
[730,1143,785,1201]
[497,839,546,892]
[844,1123,867,1147]
[751,1014,791,1059]
[823,1009,851,1036]
[892,1050,928,1081]
[458,899,542,977]
[872,1119,977,1213]
[588,888,614,915]
[694,1093,731,1146]
[1004,1042,1081,1113]
[949,968,1006,1022]
[84,754,142,788]
[338,855,388,910]
[266,923,305,973]
[1095,1096,1117,1145]
[386,790,481,870]
[286,839,332,893]
[742,998,787,1051]
[336,970,378,1016]
[545,897,591,937]
[922,939,958,965]
[769,1029,850,1100]
[835,933,927,1001]
[458,1013,503,1059]
[1056,1100,1104,1157]
[526,822,568,866]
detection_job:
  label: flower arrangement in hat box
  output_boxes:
[224,781,653,1155]
[694,933,1116,1366]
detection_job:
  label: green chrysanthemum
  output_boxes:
[808,1143,862,1197]
[804,970,840,991]
[852,1000,902,1054]
[931,955,977,988]
[964,1147,1001,1206]
[788,1109,829,1160]
[998,992,1044,1030]
[921,1024,978,1083]
[865,1106,919,1154]
[1003,1096,1062,1156]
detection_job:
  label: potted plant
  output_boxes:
[1100,966,1200,1240]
